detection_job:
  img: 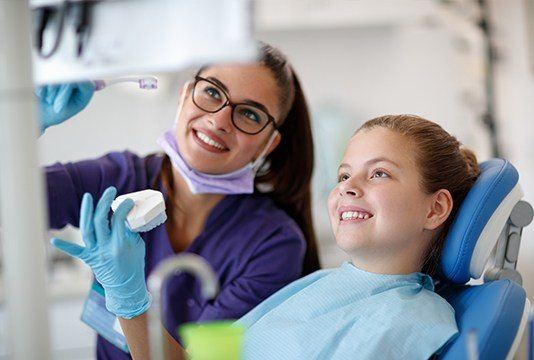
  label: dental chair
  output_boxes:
[434,159,533,359]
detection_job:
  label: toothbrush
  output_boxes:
[93,76,158,91]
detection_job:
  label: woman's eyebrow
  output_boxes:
[206,76,229,93]
[241,99,270,114]
[207,76,271,114]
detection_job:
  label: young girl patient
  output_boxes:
[53,114,480,359]
[236,114,480,359]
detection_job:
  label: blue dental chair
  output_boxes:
[434,159,533,359]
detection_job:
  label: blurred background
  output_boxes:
[1,0,534,358]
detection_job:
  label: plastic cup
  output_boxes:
[179,321,244,360]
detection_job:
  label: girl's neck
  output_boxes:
[348,248,423,275]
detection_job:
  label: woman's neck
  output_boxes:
[163,167,226,253]
[170,167,225,215]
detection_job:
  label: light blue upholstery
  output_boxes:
[434,159,527,359]
[438,159,519,284]
[437,280,525,359]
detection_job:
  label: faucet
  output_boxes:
[147,254,220,360]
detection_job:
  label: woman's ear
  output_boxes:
[425,189,453,230]
[253,131,281,162]
[178,81,191,100]
[266,132,281,156]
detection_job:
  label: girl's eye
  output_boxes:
[205,87,222,100]
[371,170,390,179]
[338,173,350,182]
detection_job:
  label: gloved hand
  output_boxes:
[51,187,151,319]
[36,82,95,134]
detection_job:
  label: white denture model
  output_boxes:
[111,189,167,233]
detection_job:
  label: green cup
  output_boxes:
[179,321,245,360]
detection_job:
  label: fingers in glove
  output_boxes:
[79,192,97,248]
[53,84,75,113]
[94,187,117,242]
[50,237,85,258]
[111,198,134,244]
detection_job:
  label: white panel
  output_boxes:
[32,0,256,84]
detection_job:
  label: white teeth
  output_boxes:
[340,211,372,220]
[196,131,225,150]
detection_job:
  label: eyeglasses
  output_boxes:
[191,76,279,135]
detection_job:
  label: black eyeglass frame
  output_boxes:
[192,75,279,135]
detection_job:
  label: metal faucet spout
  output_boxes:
[147,254,220,359]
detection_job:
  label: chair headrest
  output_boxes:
[438,159,520,284]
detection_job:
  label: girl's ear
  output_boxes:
[424,189,453,230]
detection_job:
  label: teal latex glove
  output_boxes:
[36,82,95,134]
[51,187,151,319]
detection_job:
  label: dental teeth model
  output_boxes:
[111,189,167,233]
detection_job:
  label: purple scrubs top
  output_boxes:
[46,151,306,359]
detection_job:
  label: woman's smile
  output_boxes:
[191,128,230,153]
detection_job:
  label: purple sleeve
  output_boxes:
[45,151,150,229]
[197,225,306,321]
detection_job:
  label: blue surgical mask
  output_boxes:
[157,83,278,195]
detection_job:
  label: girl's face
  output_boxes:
[174,64,282,175]
[327,128,443,265]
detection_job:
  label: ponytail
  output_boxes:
[460,148,480,178]
[256,72,320,275]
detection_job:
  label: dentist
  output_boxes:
[39,43,319,359]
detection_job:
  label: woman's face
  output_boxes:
[174,64,282,174]
[327,127,437,260]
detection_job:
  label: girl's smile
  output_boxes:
[338,205,374,223]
